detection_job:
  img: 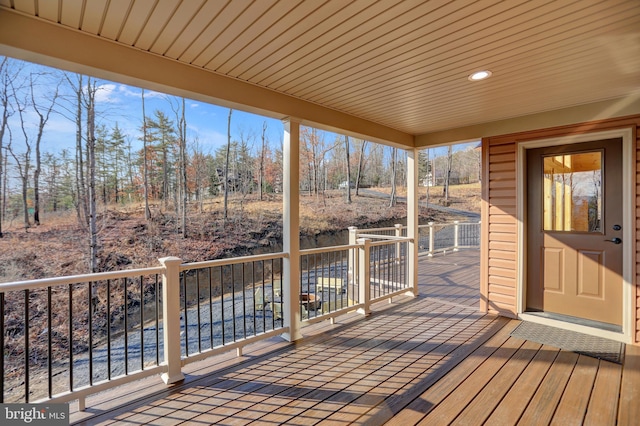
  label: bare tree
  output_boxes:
[169,96,188,238]
[86,78,99,272]
[258,121,267,201]
[0,57,16,237]
[30,72,60,225]
[190,137,209,213]
[443,144,453,205]
[141,89,150,220]
[9,73,32,229]
[344,135,352,204]
[180,97,187,237]
[389,147,397,207]
[62,73,88,225]
[301,127,338,197]
[354,139,367,196]
[223,108,232,223]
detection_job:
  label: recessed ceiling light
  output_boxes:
[468,70,492,81]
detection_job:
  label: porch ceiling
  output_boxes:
[1,0,639,147]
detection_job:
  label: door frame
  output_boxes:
[516,127,634,343]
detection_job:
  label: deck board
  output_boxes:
[452,339,542,425]
[551,355,599,426]
[483,344,560,425]
[518,350,579,425]
[618,344,640,425]
[68,250,639,425]
[584,360,623,425]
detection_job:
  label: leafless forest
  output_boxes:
[0,57,481,281]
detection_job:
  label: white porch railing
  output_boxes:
[352,220,481,255]
[0,221,471,410]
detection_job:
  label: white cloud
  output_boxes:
[142,89,165,99]
[93,83,119,104]
[116,85,140,98]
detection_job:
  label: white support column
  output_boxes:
[454,220,460,251]
[348,226,358,301]
[428,222,435,256]
[357,238,371,316]
[407,148,419,297]
[282,118,302,342]
[159,256,185,384]
[394,223,402,264]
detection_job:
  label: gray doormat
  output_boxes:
[510,322,624,364]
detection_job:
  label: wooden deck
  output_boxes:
[71,250,639,425]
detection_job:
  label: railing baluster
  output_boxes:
[182,271,188,357]
[270,261,275,330]
[140,276,144,370]
[231,265,236,341]
[241,263,246,339]
[196,270,201,353]
[208,267,213,349]
[88,281,93,385]
[24,289,29,403]
[124,277,128,375]
[252,261,256,336]
[1,292,4,403]
[107,279,111,380]
[47,287,52,398]
[154,275,159,367]
[220,267,225,345]
[261,261,266,332]
[68,283,73,392]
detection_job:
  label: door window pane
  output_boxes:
[542,151,602,232]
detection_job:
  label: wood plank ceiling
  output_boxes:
[1,0,639,136]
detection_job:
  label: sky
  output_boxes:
[19,70,286,156]
[4,57,474,160]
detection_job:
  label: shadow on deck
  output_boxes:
[71,250,638,425]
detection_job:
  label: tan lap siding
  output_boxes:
[482,139,518,317]
[481,115,639,343]
[636,124,640,343]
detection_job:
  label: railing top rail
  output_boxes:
[369,237,413,247]
[357,221,480,234]
[355,233,406,241]
[0,266,165,293]
[355,226,400,233]
[180,252,288,272]
[301,243,361,255]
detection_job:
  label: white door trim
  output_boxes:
[516,127,634,344]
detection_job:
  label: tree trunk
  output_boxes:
[86,79,99,273]
[223,108,232,223]
[34,130,41,225]
[0,58,7,238]
[1,148,7,233]
[443,144,453,204]
[389,147,397,207]
[345,135,352,204]
[425,149,430,207]
[31,75,59,226]
[355,140,367,196]
[180,97,187,238]
[259,121,267,201]
[142,89,150,220]
[11,80,32,229]
[70,74,87,226]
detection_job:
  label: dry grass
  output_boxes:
[0,185,477,281]
[421,182,482,211]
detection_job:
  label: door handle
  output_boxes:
[605,237,622,244]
